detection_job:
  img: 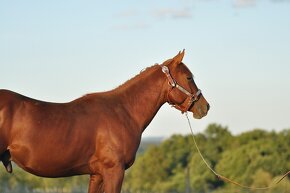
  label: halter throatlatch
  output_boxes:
[161,64,202,113]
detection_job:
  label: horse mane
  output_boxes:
[112,64,160,92]
[79,64,160,100]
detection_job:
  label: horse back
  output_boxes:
[0,89,98,176]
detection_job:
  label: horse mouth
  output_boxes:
[192,111,207,119]
[192,105,209,119]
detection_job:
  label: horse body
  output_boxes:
[0,51,209,193]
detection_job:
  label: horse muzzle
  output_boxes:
[191,97,210,119]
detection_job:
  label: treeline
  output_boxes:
[122,124,290,193]
[0,169,89,193]
[0,124,289,193]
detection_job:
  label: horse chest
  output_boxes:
[123,145,138,170]
[121,133,141,169]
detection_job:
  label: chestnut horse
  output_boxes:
[0,51,209,193]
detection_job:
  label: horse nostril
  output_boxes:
[207,104,210,111]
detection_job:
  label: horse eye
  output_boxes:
[187,77,193,81]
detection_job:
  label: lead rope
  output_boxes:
[185,112,290,190]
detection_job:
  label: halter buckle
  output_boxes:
[161,65,169,74]
[161,65,176,87]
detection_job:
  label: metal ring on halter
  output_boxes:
[193,89,201,101]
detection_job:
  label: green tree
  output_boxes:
[203,124,233,167]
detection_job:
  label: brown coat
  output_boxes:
[0,51,209,193]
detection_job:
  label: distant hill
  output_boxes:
[137,136,163,154]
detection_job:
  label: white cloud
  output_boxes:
[232,0,290,9]
[271,0,290,2]
[233,0,256,8]
[152,7,192,19]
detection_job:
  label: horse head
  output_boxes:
[161,50,210,119]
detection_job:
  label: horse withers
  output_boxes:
[0,50,209,193]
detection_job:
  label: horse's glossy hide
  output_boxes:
[0,51,209,193]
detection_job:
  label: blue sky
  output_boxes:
[1,0,290,137]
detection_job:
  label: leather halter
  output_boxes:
[161,64,202,113]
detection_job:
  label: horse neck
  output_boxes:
[114,65,167,133]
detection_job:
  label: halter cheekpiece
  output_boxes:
[160,64,202,113]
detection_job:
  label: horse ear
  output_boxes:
[172,49,185,66]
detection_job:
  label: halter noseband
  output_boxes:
[161,64,202,113]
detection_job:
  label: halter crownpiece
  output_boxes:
[160,64,202,113]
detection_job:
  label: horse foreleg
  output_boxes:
[102,165,124,193]
[88,174,104,193]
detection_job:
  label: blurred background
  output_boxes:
[1,0,289,192]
